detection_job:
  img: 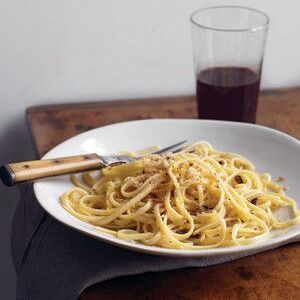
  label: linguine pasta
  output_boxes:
[61,142,300,249]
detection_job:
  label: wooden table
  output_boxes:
[27,88,300,299]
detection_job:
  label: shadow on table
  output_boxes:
[0,115,34,299]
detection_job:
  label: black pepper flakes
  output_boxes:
[251,198,258,205]
[202,205,212,210]
[177,229,188,234]
[192,234,201,238]
[235,175,243,184]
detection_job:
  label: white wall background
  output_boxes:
[0,0,299,298]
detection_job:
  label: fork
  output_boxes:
[0,141,186,186]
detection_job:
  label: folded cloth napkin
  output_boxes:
[11,184,293,300]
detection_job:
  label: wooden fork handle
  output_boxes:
[0,153,104,186]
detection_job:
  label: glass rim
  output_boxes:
[190,5,270,33]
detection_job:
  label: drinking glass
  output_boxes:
[191,6,269,123]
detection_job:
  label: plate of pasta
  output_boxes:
[34,119,300,257]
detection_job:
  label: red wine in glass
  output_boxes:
[196,67,261,123]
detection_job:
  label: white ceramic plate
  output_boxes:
[34,119,300,257]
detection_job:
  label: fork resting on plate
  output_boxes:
[0,141,186,186]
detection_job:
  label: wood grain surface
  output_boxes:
[27,88,300,300]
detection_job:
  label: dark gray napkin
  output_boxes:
[12,184,290,300]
